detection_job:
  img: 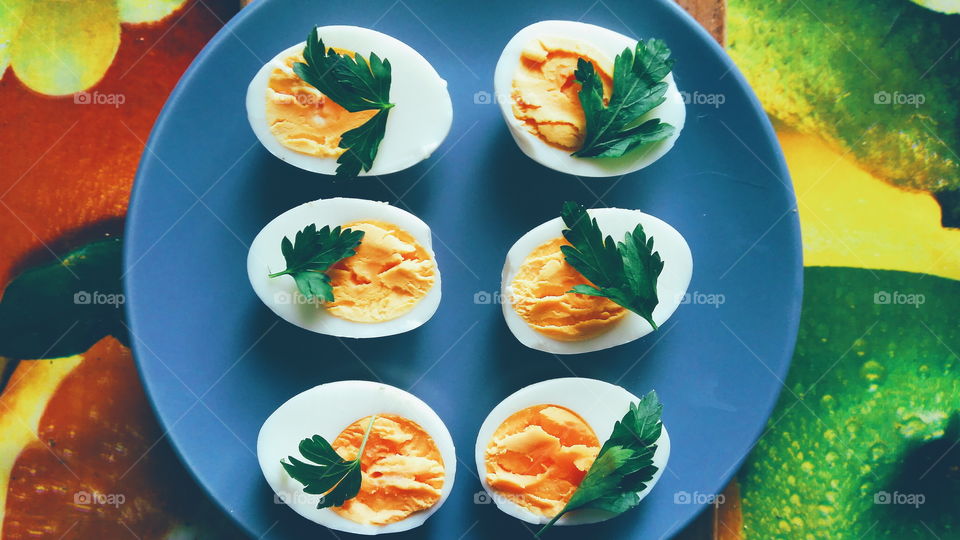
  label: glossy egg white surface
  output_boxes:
[246,25,453,176]
[493,20,685,177]
[258,380,456,535]
[248,198,441,338]
[501,207,692,354]
[475,377,670,526]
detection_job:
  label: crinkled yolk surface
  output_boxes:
[511,37,613,151]
[265,51,377,157]
[326,220,435,323]
[331,414,445,526]
[510,237,626,341]
[485,404,600,518]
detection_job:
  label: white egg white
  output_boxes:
[475,377,670,526]
[258,381,456,535]
[247,198,441,338]
[501,207,692,354]
[246,25,453,176]
[493,20,686,177]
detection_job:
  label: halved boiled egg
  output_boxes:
[246,25,453,175]
[475,377,670,525]
[258,381,456,535]
[501,207,692,354]
[247,198,441,338]
[493,20,685,177]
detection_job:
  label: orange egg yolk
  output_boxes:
[484,404,600,518]
[511,37,613,150]
[326,220,435,323]
[331,414,445,525]
[510,237,626,341]
[265,51,377,157]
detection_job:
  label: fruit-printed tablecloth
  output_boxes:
[0,0,957,538]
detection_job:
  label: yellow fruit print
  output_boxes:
[780,129,960,281]
[118,0,190,23]
[0,0,187,96]
[910,0,960,14]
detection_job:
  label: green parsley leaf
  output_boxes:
[560,201,664,329]
[335,108,391,177]
[281,415,378,509]
[573,39,676,158]
[537,393,663,536]
[292,27,395,176]
[268,223,364,303]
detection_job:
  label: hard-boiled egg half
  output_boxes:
[246,25,453,176]
[258,381,456,535]
[493,20,685,177]
[248,197,441,338]
[476,377,670,526]
[501,205,692,354]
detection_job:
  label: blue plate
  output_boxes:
[124,0,801,538]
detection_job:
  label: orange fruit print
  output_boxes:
[0,1,239,537]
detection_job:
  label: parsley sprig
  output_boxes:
[560,201,664,329]
[268,223,364,302]
[293,27,394,176]
[281,415,378,509]
[537,393,663,536]
[573,39,676,158]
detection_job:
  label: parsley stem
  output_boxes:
[328,415,377,500]
[536,509,567,537]
[320,415,376,508]
[267,269,291,279]
[357,414,378,461]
